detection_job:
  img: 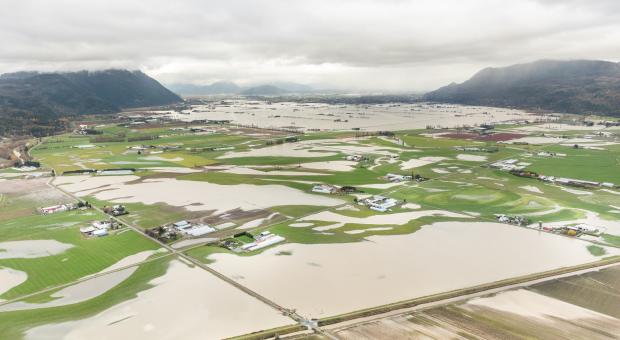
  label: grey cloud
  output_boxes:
[0,0,619,91]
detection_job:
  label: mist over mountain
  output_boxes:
[168,81,241,96]
[169,81,315,96]
[424,60,620,116]
[0,69,181,135]
[240,85,289,96]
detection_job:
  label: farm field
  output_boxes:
[1,101,620,339]
[323,265,620,340]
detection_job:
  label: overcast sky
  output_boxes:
[1,0,619,91]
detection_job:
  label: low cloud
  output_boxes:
[1,0,619,91]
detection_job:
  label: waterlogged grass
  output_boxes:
[221,154,342,166]
[31,127,258,173]
[587,245,607,257]
[0,209,98,242]
[0,256,172,340]
[602,234,620,247]
[526,144,620,184]
[269,205,327,218]
[0,210,161,300]
[397,134,478,148]
[185,244,256,265]
[392,165,620,226]
[186,212,475,265]
[83,195,201,230]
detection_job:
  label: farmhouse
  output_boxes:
[573,223,600,235]
[489,159,525,171]
[312,184,338,194]
[168,220,216,237]
[186,224,216,237]
[495,214,529,226]
[345,154,364,162]
[536,151,566,157]
[384,173,412,183]
[240,231,286,252]
[92,221,112,229]
[173,220,192,231]
[358,195,400,212]
[103,204,128,216]
[80,220,115,237]
[40,204,76,215]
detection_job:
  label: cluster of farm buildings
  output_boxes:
[494,214,602,238]
[79,220,121,237]
[171,220,216,237]
[221,231,286,253]
[490,159,617,189]
[311,184,358,194]
[40,201,125,238]
[357,195,401,212]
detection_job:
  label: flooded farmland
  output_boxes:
[55,176,344,214]
[328,265,620,340]
[23,260,293,340]
[207,221,617,318]
[160,101,545,131]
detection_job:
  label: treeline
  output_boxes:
[0,109,70,137]
[265,136,299,145]
[89,133,158,143]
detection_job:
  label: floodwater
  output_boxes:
[543,209,620,236]
[301,210,471,230]
[24,260,293,340]
[218,143,337,159]
[300,160,357,172]
[0,250,159,312]
[0,267,27,298]
[218,137,401,160]
[466,289,616,321]
[58,176,343,214]
[0,240,74,259]
[456,154,487,162]
[221,167,327,176]
[400,156,447,170]
[162,101,541,132]
[207,221,616,318]
[520,185,543,194]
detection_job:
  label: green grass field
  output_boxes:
[0,256,172,340]
[4,120,620,337]
[0,209,162,300]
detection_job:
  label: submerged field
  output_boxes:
[2,102,620,339]
[326,265,620,340]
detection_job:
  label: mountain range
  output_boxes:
[3,59,620,136]
[424,59,620,116]
[0,69,181,135]
[168,81,314,96]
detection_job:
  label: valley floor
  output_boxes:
[1,101,620,339]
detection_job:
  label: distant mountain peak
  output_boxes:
[424,59,620,116]
[240,84,287,96]
[0,69,181,135]
[168,81,314,96]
